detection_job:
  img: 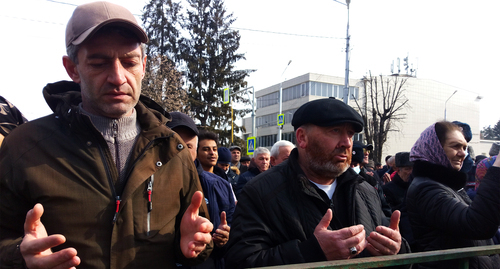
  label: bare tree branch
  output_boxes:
[357,74,411,163]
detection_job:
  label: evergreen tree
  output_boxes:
[481,120,500,140]
[141,0,189,113]
[179,0,254,145]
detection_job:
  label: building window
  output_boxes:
[257,134,277,148]
[281,132,296,144]
[257,92,279,109]
[309,82,358,100]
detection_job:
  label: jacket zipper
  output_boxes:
[97,143,121,225]
[99,133,173,226]
[147,175,154,235]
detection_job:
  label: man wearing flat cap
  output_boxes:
[225,98,409,267]
[0,2,212,268]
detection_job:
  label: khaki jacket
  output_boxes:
[0,81,212,268]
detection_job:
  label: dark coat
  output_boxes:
[225,149,409,268]
[406,161,500,269]
[359,168,393,217]
[234,166,260,198]
[382,173,411,211]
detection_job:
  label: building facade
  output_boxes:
[243,73,492,158]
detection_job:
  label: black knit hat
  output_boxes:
[291,97,364,132]
[217,147,232,164]
[352,143,364,164]
[352,142,372,164]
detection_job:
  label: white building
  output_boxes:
[242,73,492,158]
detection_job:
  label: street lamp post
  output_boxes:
[278,60,292,142]
[334,0,351,104]
[444,90,457,121]
[229,86,256,140]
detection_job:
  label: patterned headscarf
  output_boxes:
[410,123,452,169]
[475,155,497,190]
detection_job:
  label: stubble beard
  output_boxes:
[305,138,351,179]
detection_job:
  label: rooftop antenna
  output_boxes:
[404,53,409,75]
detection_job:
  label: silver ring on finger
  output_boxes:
[349,246,358,255]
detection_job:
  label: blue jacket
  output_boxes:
[195,160,235,230]
[181,160,235,269]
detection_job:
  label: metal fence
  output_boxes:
[258,245,500,269]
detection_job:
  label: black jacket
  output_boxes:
[406,161,500,269]
[382,173,410,211]
[225,149,409,268]
[233,166,260,198]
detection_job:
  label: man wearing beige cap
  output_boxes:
[0,2,212,268]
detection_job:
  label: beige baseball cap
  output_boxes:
[65,1,148,48]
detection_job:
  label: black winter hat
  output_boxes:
[166,112,199,136]
[351,143,364,164]
[395,152,413,167]
[217,147,232,164]
[292,97,364,132]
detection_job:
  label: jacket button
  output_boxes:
[177,144,184,150]
[156,161,162,167]
[86,141,92,146]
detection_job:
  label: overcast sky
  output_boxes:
[1,0,498,129]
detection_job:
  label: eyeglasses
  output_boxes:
[363,148,371,154]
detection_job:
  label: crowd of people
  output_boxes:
[0,2,499,269]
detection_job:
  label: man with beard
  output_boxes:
[225,98,408,268]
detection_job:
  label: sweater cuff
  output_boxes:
[298,235,327,263]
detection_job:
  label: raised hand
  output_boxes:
[314,209,366,260]
[366,210,402,256]
[180,191,214,258]
[383,173,392,183]
[212,211,230,248]
[21,203,80,269]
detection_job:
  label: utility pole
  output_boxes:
[229,86,256,141]
[278,60,292,142]
[334,0,352,104]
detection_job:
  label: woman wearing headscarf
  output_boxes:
[406,121,500,269]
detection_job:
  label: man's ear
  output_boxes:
[295,127,308,149]
[270,156,276,166]
[62,56,81,83]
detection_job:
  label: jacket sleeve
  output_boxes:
[0,139,30,268]
[225,180,326,268]
[174,159,214,266]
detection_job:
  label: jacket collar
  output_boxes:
[413,160,467,190]
[42,81,169,133]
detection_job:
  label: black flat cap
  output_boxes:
[292,97,364,132]
[166,112,199,136]
[395,152,413,167]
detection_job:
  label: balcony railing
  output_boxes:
[258,245,500,269]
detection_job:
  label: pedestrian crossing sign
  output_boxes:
[223,88,230,104]
[277,114,284,126]
[247,136,256,155]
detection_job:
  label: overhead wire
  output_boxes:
[2,0,344,40]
